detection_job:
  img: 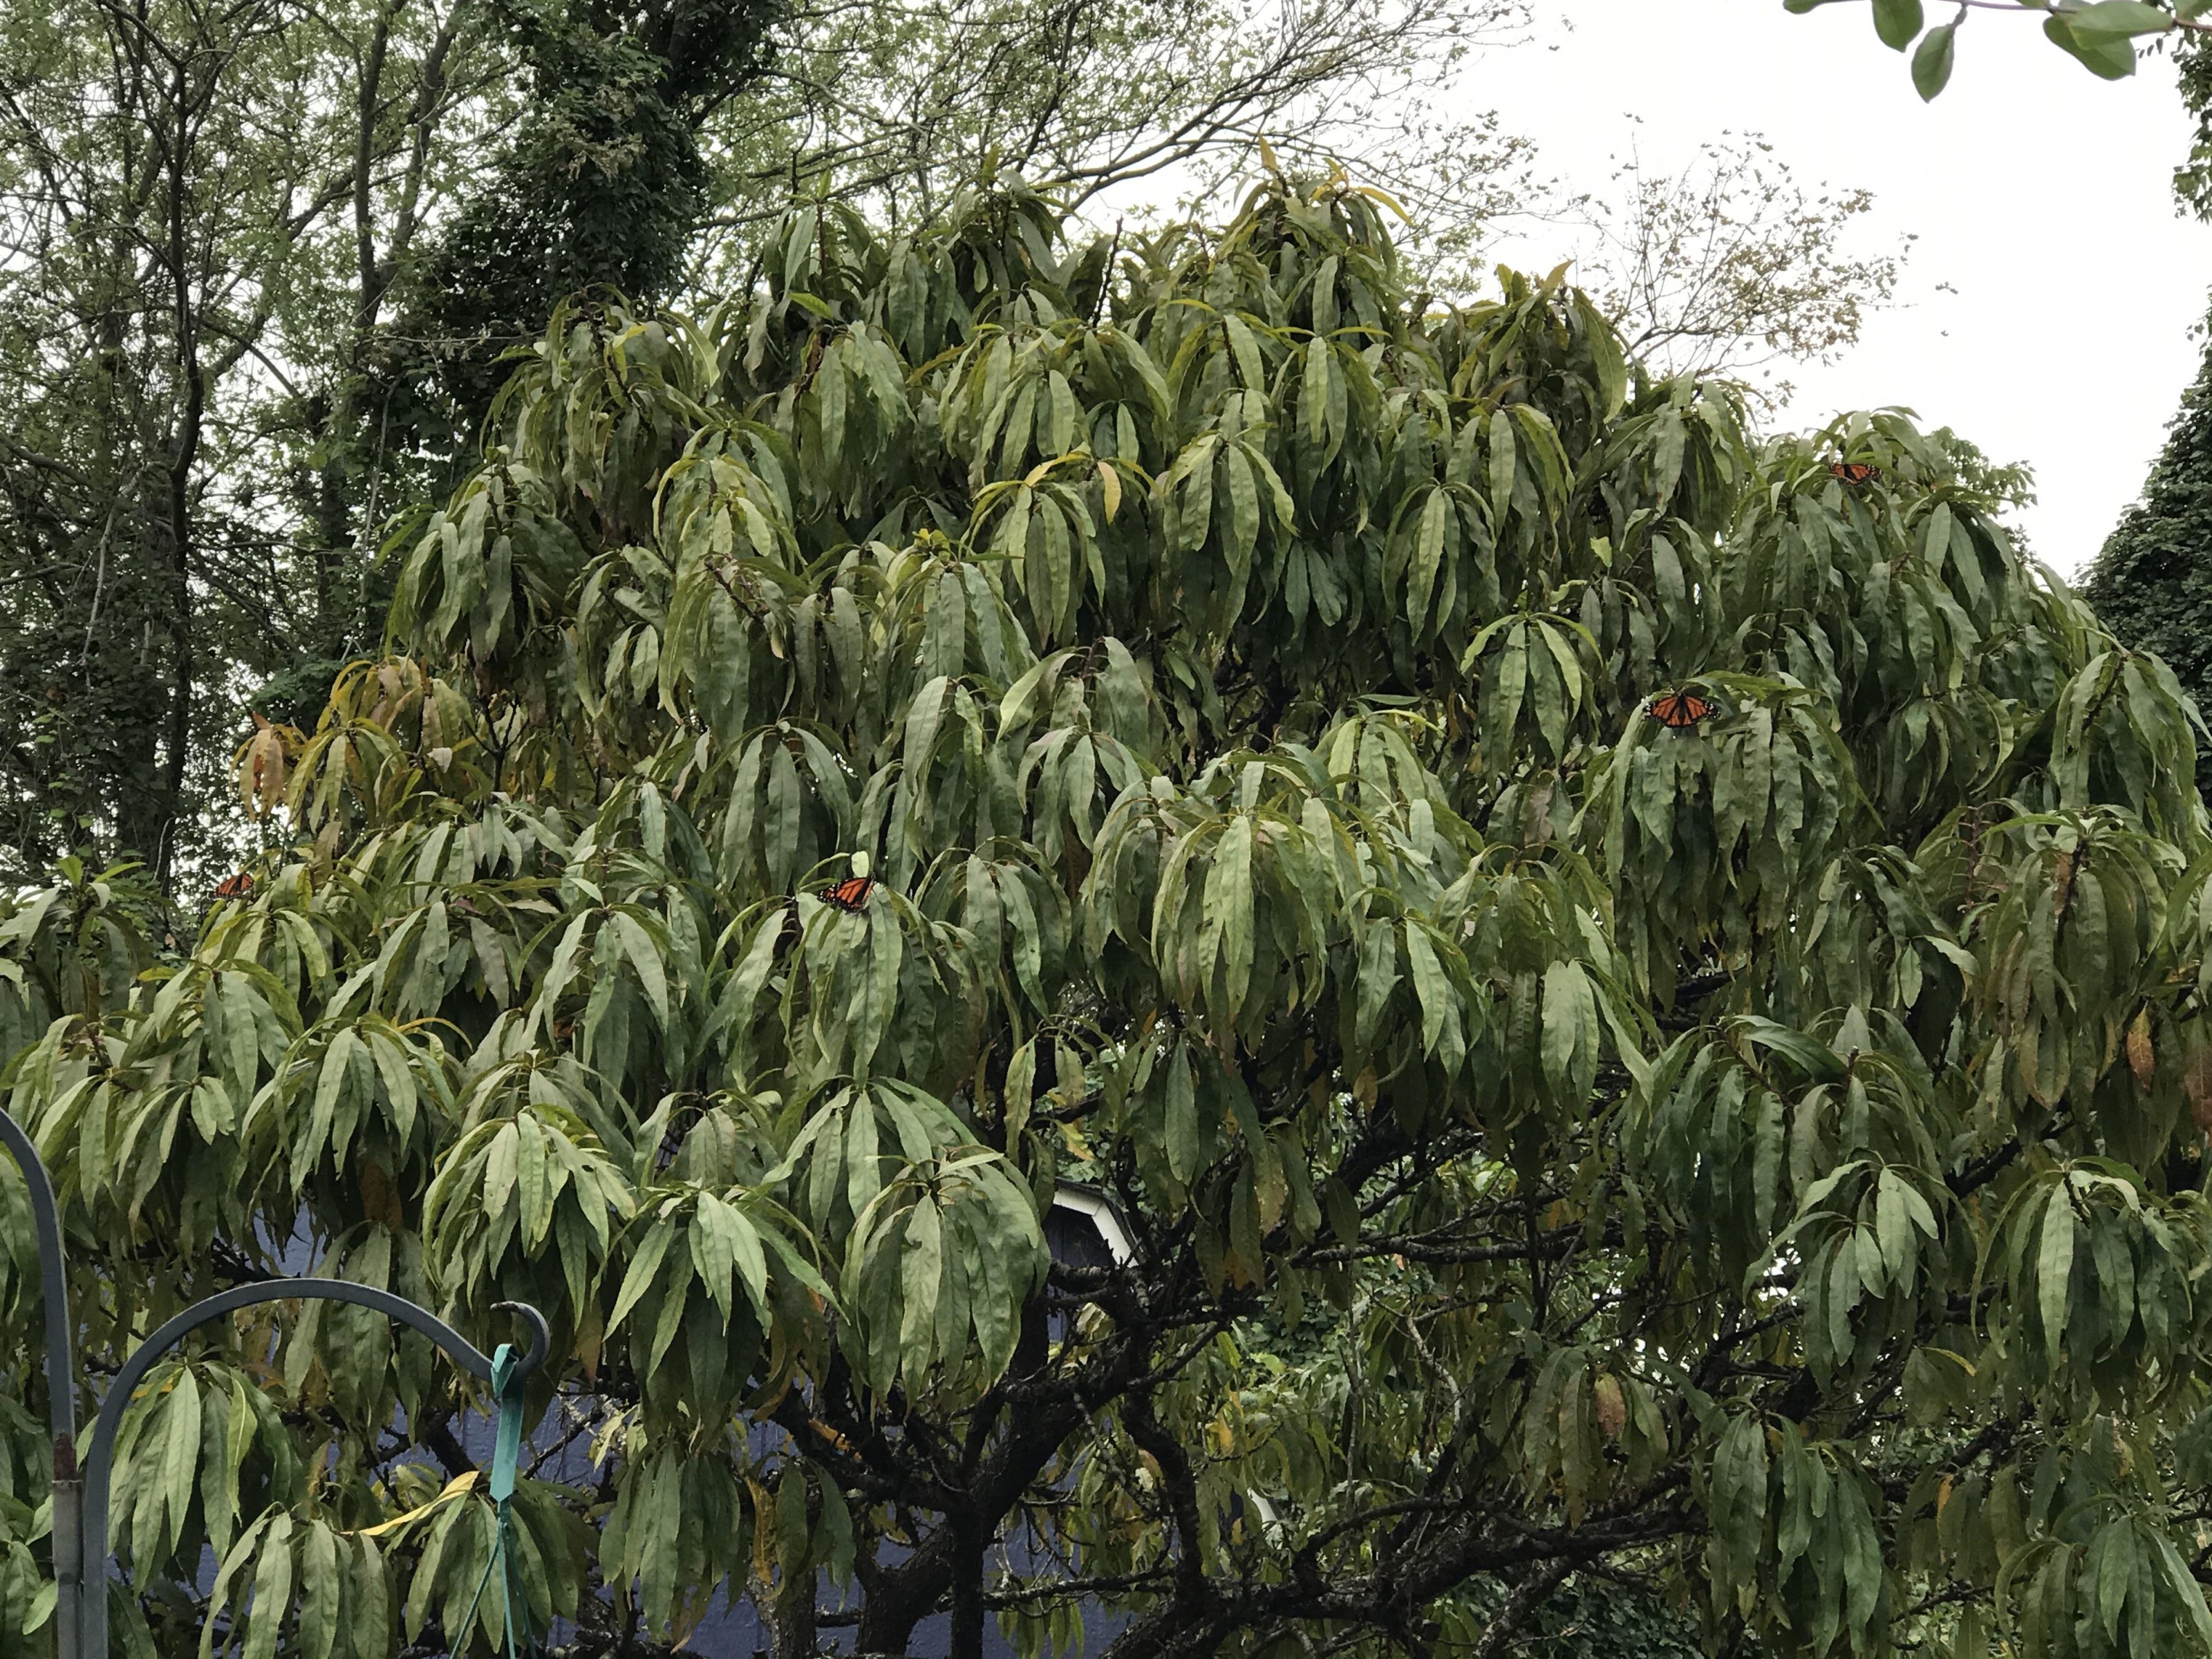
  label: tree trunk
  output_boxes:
[948,1511,984,1659]
[771,1559,817,1659]
[153,64,205,891]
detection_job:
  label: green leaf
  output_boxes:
[1873,0,1922,49]
[297,1521,339,1659]
[1224,314,1266,392]
[1540,961,1595,1098]
[1203,814,1256,1028]
[690,1193,739,1320]
[611,909,671,1029]
[898,1197,944,1381]
[1403,926,1461,1069]
[159,1370,203,1556]
[608,1217,674,1333]
[2067,0,2174,37]
[1300,337,1336,448]
[1410,487,1448,630]
[1165,1045,1199,1184]
[2045,11,2139,75]
[243,1514,295,1659]
[1912,22,1956,98]
[2150,1526,2212,1653]
[2038,1179,2078,1370]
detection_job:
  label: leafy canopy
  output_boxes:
[1,171,2210,1659]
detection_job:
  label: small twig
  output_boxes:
[1090,218,1123,329]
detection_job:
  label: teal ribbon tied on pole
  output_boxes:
[453,1342,537,1658]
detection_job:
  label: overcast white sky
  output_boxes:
[1452,0,2212,576]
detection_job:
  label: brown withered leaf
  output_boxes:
[574,1296,604,1385]
[1593,1373,1627,1441]
[2127,1007,2155,1091]
[357,1154,406,1231]
[237,713,288,815]
[2186,1027,2212,1132]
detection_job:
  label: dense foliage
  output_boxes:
[2,174,2208,1659]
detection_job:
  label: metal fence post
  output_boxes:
[0,1108,78,1659]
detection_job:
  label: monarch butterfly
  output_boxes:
[822,876,877,911]
[1646,690,1719,730]
[1829,462,1880,487]
[212,872,255,900]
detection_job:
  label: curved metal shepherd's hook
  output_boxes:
[0,1107,79,1659]
[0,1106,552,1659]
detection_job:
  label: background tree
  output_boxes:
[0,0,516,881]
[691,0,1532,247]
[1568,133,1900,397]
[373,0,787,456]
[2078,29,2212,752]
[0,170,2205,1659]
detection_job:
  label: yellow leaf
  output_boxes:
[1097,460,1122,523]
[359,1470,478,1537]
[747,1475,779,1588]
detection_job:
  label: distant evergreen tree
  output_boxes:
[258,0,787,742]
[2081,35,2212,783]
[2081,343,2212,789]
[368,0,786,468]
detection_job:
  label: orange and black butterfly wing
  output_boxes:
[213,872,254,899]
[1647,691,1717,730]
[823,877,877,911]
[1829,462,1880,487]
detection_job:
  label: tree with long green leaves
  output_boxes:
[1,171,2202,1659]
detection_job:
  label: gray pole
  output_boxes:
[0,1108,78,1659]
[75,1284,547,1659]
